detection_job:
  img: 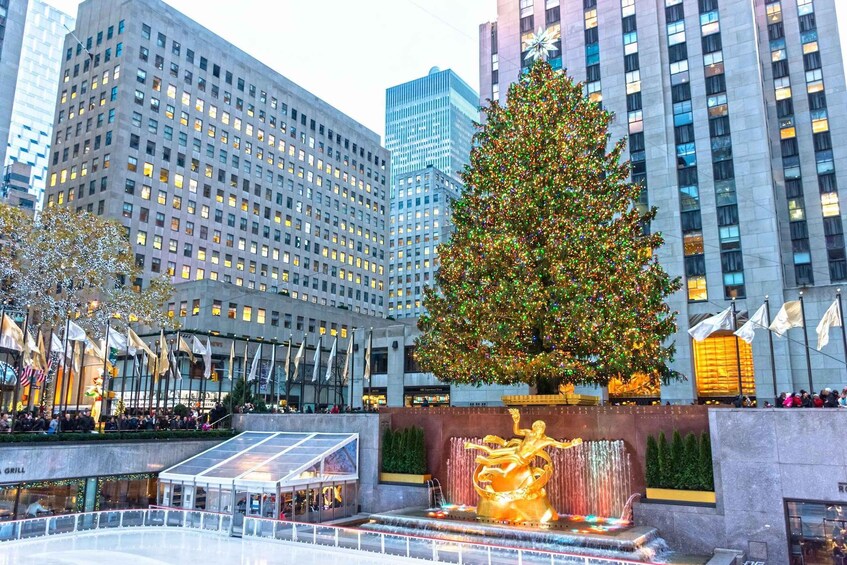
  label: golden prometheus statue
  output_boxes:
[464,408,582,523]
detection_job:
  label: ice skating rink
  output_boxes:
[0,529,426,565]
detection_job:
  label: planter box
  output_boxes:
[501,394,599,406]
[646,487,716,504]
[379,472,432,485]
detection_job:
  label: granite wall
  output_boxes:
[0,438,223,483]
[382,405,710,494]
[634,409,847,563]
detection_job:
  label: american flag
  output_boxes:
[19,365,33,388]
[37,359,52,384]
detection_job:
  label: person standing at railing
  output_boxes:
[25,499,50,517]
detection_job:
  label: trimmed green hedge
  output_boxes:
[0,429,235,443]
[381,426,426,475]
[645,430,713,491]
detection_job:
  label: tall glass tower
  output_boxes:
[0,0,27,172]
[5,0,74,208]
[385,67,478,184]
[385,68,478,319]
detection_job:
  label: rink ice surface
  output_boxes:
[0,529,426,565]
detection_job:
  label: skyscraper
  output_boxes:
[385,68,478,319]
[385,67,478,183]
[45,0,390,321]
[5,0,75,208]
[479,0,847,403]
[0,0,27,170]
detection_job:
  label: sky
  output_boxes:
[41,0,497,140]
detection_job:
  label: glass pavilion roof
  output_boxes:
[159,432,359,488]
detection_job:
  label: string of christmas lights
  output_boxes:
[416,62,681,389]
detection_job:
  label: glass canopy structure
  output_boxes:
[158,432,359,524]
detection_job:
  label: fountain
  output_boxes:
[361,410,670,561]
[448,437,633,519]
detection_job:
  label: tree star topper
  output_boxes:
[525,27,559,63]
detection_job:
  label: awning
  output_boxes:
[159,431,358,490]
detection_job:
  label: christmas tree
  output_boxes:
[416,62,680,389]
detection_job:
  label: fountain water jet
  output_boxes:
[447,437,632,519]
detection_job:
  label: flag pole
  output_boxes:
[731,299,743,398]
[297,334,309,414]
[799,291,814,393]
[764,296,777,404]
[10,309,30,429]
[62,338,76,421]
[349,330,355,411]
[75,336,87,416]
[118,327,130,412]
[284,336,291,411]
[100,318,112,424]
[242,340,249,408]
[837,289,847,382]
[254,342,263,400]
[368,328,373,411]
[25,328,39,412]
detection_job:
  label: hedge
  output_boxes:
[381,426,426,475]
[0,429,235,443]
[645,430,713,491]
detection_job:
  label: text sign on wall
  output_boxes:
[839,482,847,494]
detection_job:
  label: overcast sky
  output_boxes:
[41,0,496,140]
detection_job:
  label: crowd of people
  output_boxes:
[0,403,232,433]
[777,388,847,408]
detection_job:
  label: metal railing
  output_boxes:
[0,508,657,565]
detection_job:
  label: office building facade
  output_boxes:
[0,0,27,170]
[5,0,75,208]
[45,0,390,322]
[385,69,477,319]
[1,161,37,210]
[385,67,478,183]
[479,0,847,402]
[388,165,461,318]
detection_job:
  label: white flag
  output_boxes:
[247,345,261,382]
[312,336,322,382]
[67,320,87,342]
[363,330,372,382]
[293,338,306,380]
[178,334,195,363]
[688,308,733,342]
[284,339,292,381]
[51,333,64,354]
[127,328,154,358]
[733,303,768,345]
[816,299,842,350]
[769,300,803,337]
[342,336,353,384]
[325,337,337,382]
[107,326,128,352]
[169,349,182,381]
[227,341,235,380]
[191,335,207,355]
[0,315,24,352]
[268,344,276,384]
[203,337,212,380]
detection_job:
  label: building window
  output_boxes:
[692,333,754,397]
